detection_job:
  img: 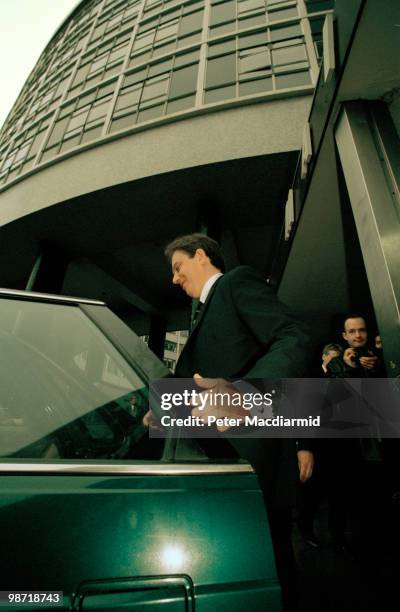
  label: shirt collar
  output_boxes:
[200,272,223,304]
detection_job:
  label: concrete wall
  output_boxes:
[0,96,311,227]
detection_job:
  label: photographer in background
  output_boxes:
[321,343,344,377]
[341,314,380,377]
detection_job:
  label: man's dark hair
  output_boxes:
[342,313,366,331]
[322,343,343,356]
[164,233,226,272]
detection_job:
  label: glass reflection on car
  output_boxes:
[0,298,150,459]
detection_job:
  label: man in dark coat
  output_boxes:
[165,233,313,610]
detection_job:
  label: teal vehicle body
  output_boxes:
[0,289,281,611]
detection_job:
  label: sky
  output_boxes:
[0,0,79,128]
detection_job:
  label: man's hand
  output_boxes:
[191,374,248,431]
[343,348,357,368]
[142,410,152,427]
[298,450,314,482]
[359,353,378,370]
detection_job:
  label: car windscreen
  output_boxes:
[0,297,153,459]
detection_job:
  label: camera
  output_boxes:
[351,346,372,365]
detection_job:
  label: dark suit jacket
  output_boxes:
[175,266,311,508]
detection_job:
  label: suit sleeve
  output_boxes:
[229,267,311,378]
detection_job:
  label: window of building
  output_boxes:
[69,32,130,98]
[110,48,199,132]
[41,82,115,161]
[90,0,140,45]
[164,340,177,352]
[304,0,334,13]
[130,5,204,67]
[0,112,55,183]
[309,15,326,60]
[267,5,298,22]
[205,23,310,104]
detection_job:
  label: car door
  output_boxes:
[0,290,281,611]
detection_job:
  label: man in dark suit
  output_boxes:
[165,233,313,610]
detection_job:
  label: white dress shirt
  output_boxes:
[200,272,223,304]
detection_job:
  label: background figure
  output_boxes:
[297,341,363,553]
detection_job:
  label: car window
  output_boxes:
[0,297,164,460]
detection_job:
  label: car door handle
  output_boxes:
[72,575,194,611]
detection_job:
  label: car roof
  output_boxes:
[0,288,105,307]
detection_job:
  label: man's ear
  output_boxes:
[195,248,206,261]
[342,331,347,341]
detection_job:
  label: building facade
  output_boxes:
[0,0,330,186]
[0,0,399,375]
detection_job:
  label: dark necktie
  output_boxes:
[190,300,203,331]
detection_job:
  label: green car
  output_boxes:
[0,288,281,611]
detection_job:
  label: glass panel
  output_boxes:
[180,10,204,36]
[96,82,117,98]
[110,112,137,132]
[268,6,298,21]
[68,109,90,132]
[274,60,308,73]
[59,102,75,119]
[239,76,272,95]
[204,84,236,103]
[87,97,112,122]
[29,130,47,157]
[239,48,271,73]
[166,94,195,114]
[238,14,266,29]
[125,69,147,87]
[238,0,265,13]
[176,32,201,48]
[152,41,176,58]
[71,65,91,87]
[160,9,180,24]
[238,30,268,49]
[77,91,97,108]
[55,74,71,98]
[270,23,302,41]
[305,0,334,12]
[210,24,236,39]
[141,77,169,102]
[183,0,204,14]
[137,103,165,122]
[14,142,31,163]
[155,21,179,42]
[47,117,69,147]
[272,43,307,65]
[90,54,108,74]
[208,39,236,58]
[148,58,174,77]
[60,134,81,152]
[21,158,35,173]
[169,64,198,98]
[0,299,152,460]
[210,1,236,26]
[85,73,103,88]
[138,18,159,34]
[275,69,311,88]
[41,145,59,162]
[115,86,142,111]
[109,43,128,63]
[81,124,103,143]
[174,49,200,67]
[206,53,236,88]
[129,51,152,68]
[133,30,156,50]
